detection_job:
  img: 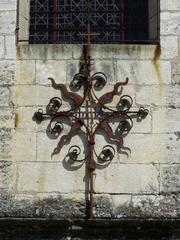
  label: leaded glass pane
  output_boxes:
[29,0,121,43]
[26,0,159,44]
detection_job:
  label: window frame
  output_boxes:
[16,0,160,45]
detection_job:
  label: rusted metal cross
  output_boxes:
[33,24,148,219]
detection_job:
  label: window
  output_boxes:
[17,0,160,44]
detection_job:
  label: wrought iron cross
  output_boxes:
[33,24,148,219]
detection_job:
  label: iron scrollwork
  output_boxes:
[33,24,149,219]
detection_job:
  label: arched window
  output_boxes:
[17,0,160,44]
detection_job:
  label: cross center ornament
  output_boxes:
[33,24,149,219]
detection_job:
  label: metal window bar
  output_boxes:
[16,0,160,45]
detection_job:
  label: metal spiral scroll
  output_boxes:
[33,24,149,219]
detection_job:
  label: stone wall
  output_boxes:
[0,0,180,219]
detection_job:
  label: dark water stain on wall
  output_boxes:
[152,45,164,95]
[16,46,22,60]
[15,112,19,128]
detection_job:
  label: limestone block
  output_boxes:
[119,133,180,164]
[17,45,72,60]
[15,106,50,131]
[93,194,174,218]
[131,110,152,134]
[13,193,85,218]
[0,108,14,128]
[160,36,178,59]
[37,192,85,202]
[37,132,87,162]
[160,165,180,193]
[136,85,180,107]
[0,128,12,159]
[117,60,171,85]
[0,0,16,10]
[118,194,180,218]
[35,192,85,218]
[153,108,180,133]
[110,194,132,208]
[16,85,69,107]
[92,193,180,218]
[0,161,14,191]
[95,163,159,194]
[161,0,180,11]
[13,131,36,161]
[172,56,180,85]
[92,60,117,83]
[133,194,180,219]
[9,85,15,107]
[66,60,80,84]
[5,35,16,59]
[15,60,35,85]
[0,11,16,34]
[130,195,160,218]
[17,162,86,193]
[0,60,15,85]
[0,36,4,58]
[66,60,86,96]
[158,194,180,218]
[73,45,156,60]
[93,194,114,218]
[0,192,85,218]
[161,12,180,35]
[12,194,35,216]
[0,87,9,106]
[67,59,117,85]
[36,60,66,85]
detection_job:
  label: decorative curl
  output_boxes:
[137,107,149,121]
[68,145,85,162]
[98,145,115,162]
[92,72,107,89]
[117,95,133,112]
[71,73,87,90]
[49,120,64,137]
[117,116,133,135]
[47,97,62,113]
[33,108,44,123]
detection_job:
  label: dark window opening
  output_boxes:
[125,0,149,42]
[17,0,160,44]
